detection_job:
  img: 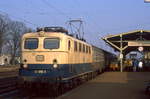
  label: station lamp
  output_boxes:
[144,0,150,3]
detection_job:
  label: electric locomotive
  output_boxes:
[19,27,116,93]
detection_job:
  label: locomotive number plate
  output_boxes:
[36,55,44,61]
[34,70,47,74]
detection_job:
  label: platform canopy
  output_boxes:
[102,30,150,55]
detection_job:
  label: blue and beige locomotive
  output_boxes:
[19,27,115,92]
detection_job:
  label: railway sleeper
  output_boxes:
[0,82,17,89]
[0,86,17,94]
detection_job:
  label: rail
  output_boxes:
[0,77,18,95]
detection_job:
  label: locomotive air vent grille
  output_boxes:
[36,55,44,61]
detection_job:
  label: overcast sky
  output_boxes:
[0,0,150,51]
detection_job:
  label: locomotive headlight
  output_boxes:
[23,64,28,68]
[53,64,58,68]
[22,59,28,69]
[53,59,58,68]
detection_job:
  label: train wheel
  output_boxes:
[145,85,150,94]
[85,74,88,81]
[48,84,53,96]
[18,83,31,96]
[89,72,92,80]
[69,80,74,90]
[58,83,64,94]
[55,88,59,97]
[48,84,59,97]
[88,73,92,80]
[18,86,26,96]
[88,73,91,81]
[92,72,95,79]
[76,78,80,86]
[63,83,70,92]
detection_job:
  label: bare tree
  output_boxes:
[0,13,33,65]
[0,14,9,55]
[8,21,31,64]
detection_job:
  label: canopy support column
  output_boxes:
[120,34,123,72]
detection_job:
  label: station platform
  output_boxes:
[58,72,150,99]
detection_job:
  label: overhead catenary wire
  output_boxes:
[25,0,49,16]
[41,0,70,19]
[0,10,39,27]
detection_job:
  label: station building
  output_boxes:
[102,30,150,72]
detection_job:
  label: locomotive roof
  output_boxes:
[22,31,91,46]
[37,27,68,34]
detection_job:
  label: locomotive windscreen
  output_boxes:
[24,38,38,49]
[44,38,60,49]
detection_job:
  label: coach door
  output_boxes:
[68,39,74,64]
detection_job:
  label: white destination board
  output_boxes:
[128,41,150,46]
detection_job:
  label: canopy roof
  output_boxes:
[102,30,150,55]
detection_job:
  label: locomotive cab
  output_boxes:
[19,28,70,84]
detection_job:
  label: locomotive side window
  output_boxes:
[86,46,88,53]
[44,38,59,49]
[68,40,71,50]
[83,44,85,53]
[74,41,77,51]
[76,42,78,52]
[79,43,82,52]
[89,46,91,54]
[24,38,38,49]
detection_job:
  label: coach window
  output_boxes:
[24,38,38,49]
[68,40,71,50]
[44,38,59,49]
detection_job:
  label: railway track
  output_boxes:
[0,70,18,97]
[0,71,18,78]
[0,71,98,98]
[0,77,18,95]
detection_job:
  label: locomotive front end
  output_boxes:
[19,30,69,88]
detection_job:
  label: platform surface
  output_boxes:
[58,72,150,99]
